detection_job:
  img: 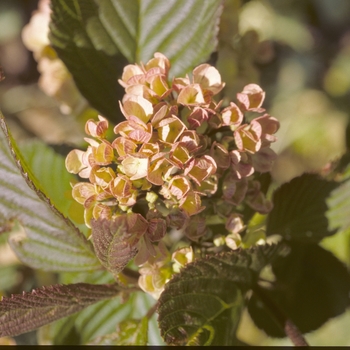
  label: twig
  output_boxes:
[145,302,158,320]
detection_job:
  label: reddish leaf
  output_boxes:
[0,283,121,337]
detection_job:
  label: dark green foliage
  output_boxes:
[0,283,122,337]
[248,242,350,337]
[266,174,338,242]
[49,0,222,122]
[158,244,286,345]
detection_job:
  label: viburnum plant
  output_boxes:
[65,52,279,299]
[1,0,350,346]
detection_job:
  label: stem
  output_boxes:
[252,285,309,346]
[145,302,158,320]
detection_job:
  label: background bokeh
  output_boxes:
[1,0,350,345]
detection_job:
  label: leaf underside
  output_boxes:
[0,282,121,337]
[49,0,223,121]
[91,217,138,277]
[0,114,100,271]
[157,244,286,345]
[266,173,338,242]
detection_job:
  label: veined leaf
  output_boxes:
[0,114,100,271]
[49,0,223,121]
[157,244,286,345]
[266,174,338,242]
[0,282,122,337]
[18,139,87,235]
[91,215,148,278]
[37,270,131,345]
[248,242,350,337]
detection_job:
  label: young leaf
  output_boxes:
[266,174,338,242]
[0,114,100,271]
[0,282,122,337]
[248,242,350,337]
[49,0,223,121]
[157,243,286,345]
[91,215,146,278]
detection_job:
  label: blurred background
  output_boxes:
[1,0,350,345]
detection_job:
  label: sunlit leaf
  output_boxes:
[157,243,286,345]
[248,242,350,337]
[49,0,222,121]
[0,114,100,271]
[327,165,350,233]
[266,174,338,242]
[18,140,87,235]
[0,282,122,337]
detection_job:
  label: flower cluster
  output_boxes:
[66,52,279,296]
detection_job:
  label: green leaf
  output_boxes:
[266,174,338,242]
[327,167,350,233]
[0,282,122,337]
[18,139,87,235]
[248,242,350,337]
[49,0,223,121]
[157,244,286,345]
[0,114,100,271]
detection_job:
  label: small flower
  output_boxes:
[237,84,265,112]
[120,95,154,124]
[145,52,171,75]
[185,155,217,185]
[121,154,149,180]
[169,142,192,168]
[112,137,138,158]
[85,115,109,138]
[147,153,175,186]
[192,63,225,96]
[221,102,243,128]
[118,64,144,88]
[138,242,172,299]
[172,246,194,273]
[254,114,280,147]
[90,166,115,189]
[234,121,262,154]
[168,175,192,200]
[179,191,205,216]
[225,213,245,234]
[177,84,206,106]
[91,140,114,165]
[156,115,187,144]
[114,117,153,144]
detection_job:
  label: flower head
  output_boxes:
[66,53,279,296]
